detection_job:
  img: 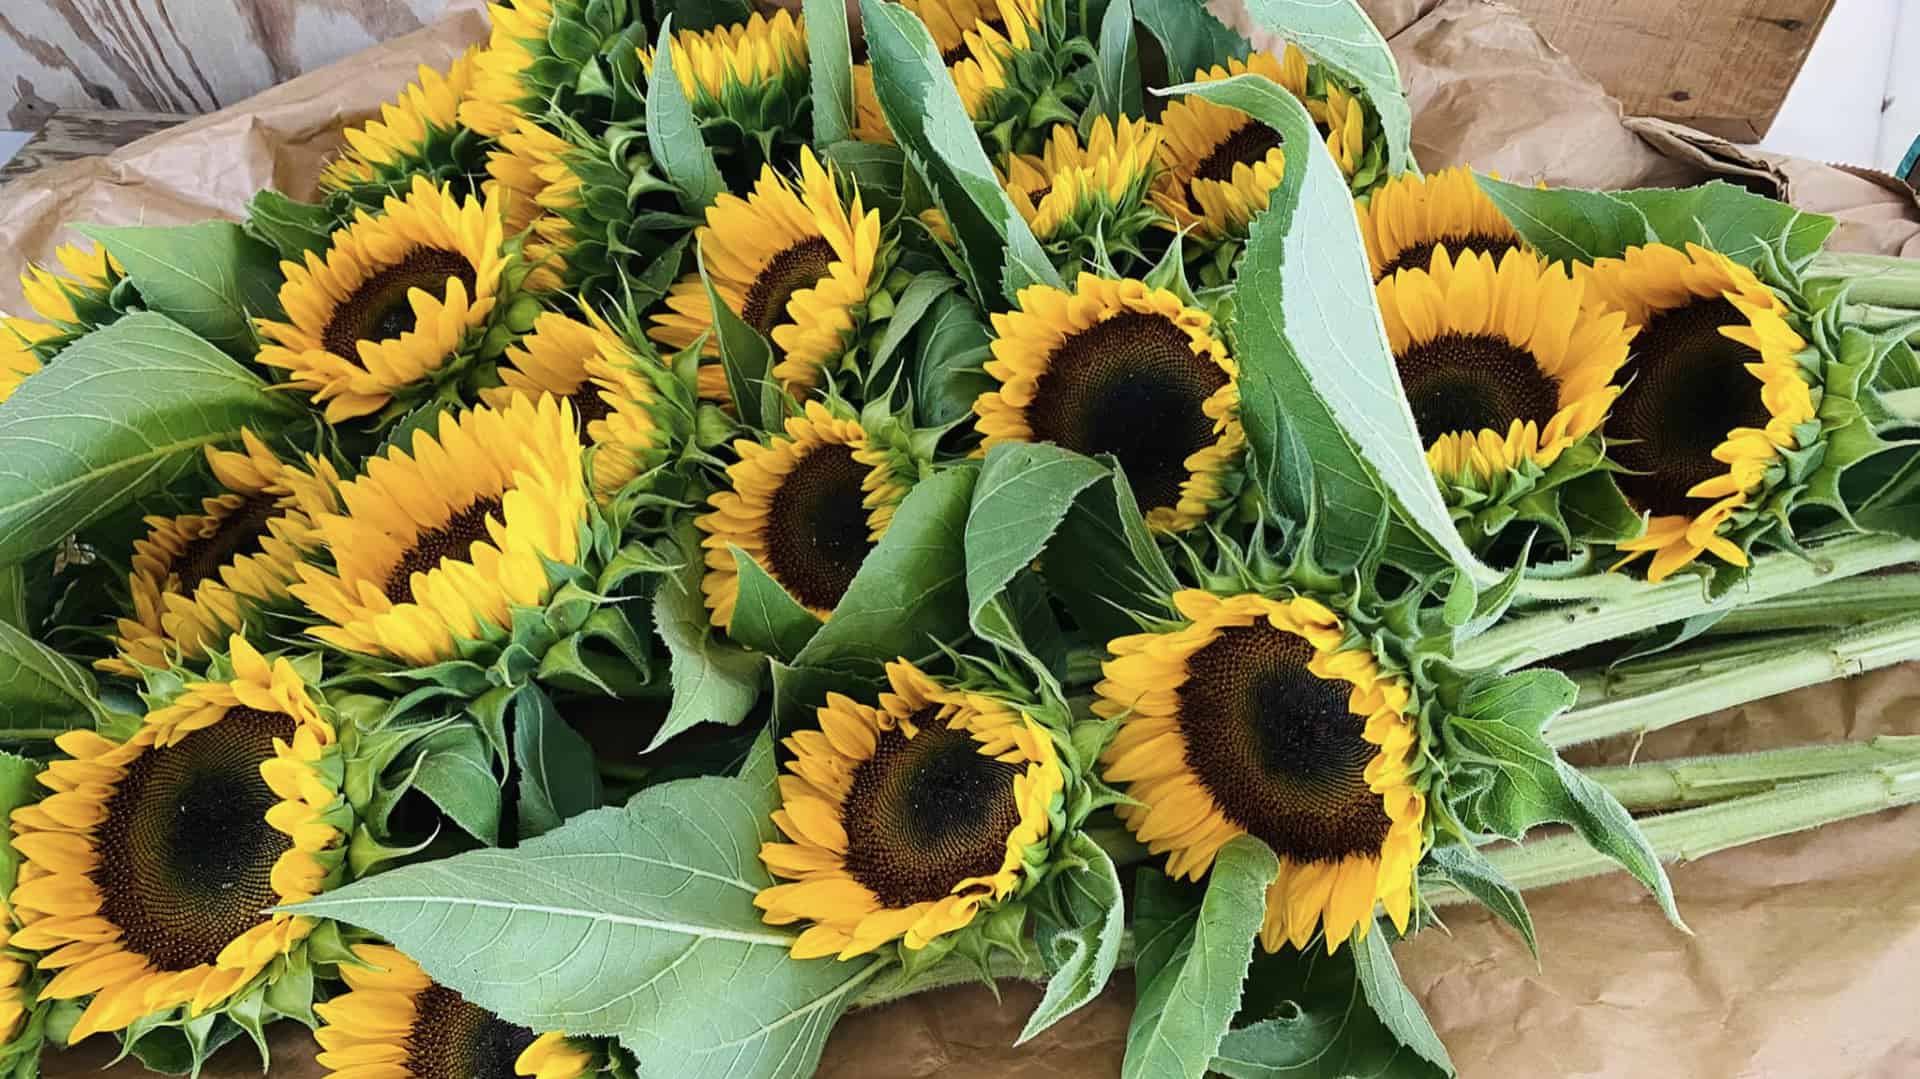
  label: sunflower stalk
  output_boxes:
[849,933,1136,1010]
[1583,737,1920,811]
[1430,745,1920,904]
[1458,532,1920,672]
[1807,251,1920,311]
[1543,612,1920,748]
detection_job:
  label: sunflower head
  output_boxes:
[257,176,529,424]
[101,430,343,678]
[320,49,488,208]
[0,321,47,406]
[481,308,688,505]
[975,273,1245,533]
[638,10,811,139]
[851,64,894,145]
[1579,243,1821,582]
[1096,590,1426,952]
[9,637,353,1041]
[1376,248,1634,541]
[650,147,888,398]
[291,394,595,668]
[943,0,1078,151]
[1359,167,1529,281]
[11,242,126,355]
[315,943,594,1079]
[1151,49,1304,243]
[1005,116,1161,259]
[756,659,1067,960]
[697,401,915,628]
[460,0,640,138]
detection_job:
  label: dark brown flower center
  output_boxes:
[1374,234,1522,281]
[1175,622,1391,865]
[1193,120,1283,185]
[1026,311,1230,514]
[171,491,283,594]
[1395,333,1562,449]
[762,442,875,613]
[405,984,540,1079]
[384,496,504,604]
[321,247,478,360]
[1610,297,1773,518]
[841,707,1024,908]
[91,707,297,972]
[567,382,614,435]
[740,237,836,337]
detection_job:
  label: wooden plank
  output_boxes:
[0,0,444,116]
[0,109,181,185]
[1504,0,1837,142]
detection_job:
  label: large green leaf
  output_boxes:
[804,0,854,145]
[0,312,304,565]
[1351,929,1451,1074]
[1199,77,1488,581]
[1124,835,1279,1079]
[511,684,602,839]
[698,245,776,431]
[792,466,976,672]
[1134,0,1248,84]
[1095,0,1145,120]
[411,725,502,846]
[911,290,996,427]
[1214,947,1444,1079]
[1238,0,1413,175]
[294,776,879,1078]
[0,752,42,892]
[1041,463,1179,645]
[1474,178,1652,265]
[1611,181,1835,267]
[649,522,765,751]
[0,621,110,738]
[727,546,824,661]
[860,0,1062,304]
[79,222,284,355]
[967,443,1110,631]
[647,18,727,212]
[1022,830,1127,1043]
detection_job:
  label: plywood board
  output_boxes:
[1503,0,1838,141]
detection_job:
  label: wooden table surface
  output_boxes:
[0,109,181,186]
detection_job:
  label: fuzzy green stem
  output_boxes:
[1808,252,1920,310]
[1584,736,1920,811]
[1544,613,1920,748]
[850,933,1137,1011]
[1881,386,1920,422]
[1459,533,1920,672]
[1692,573,1920,634]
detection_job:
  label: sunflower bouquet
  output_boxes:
[1,0,1918,1076]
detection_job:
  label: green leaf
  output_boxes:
[1202,77,1487,581]
[1424,844,1535,957]
[698,244,775,430]
[805,0,854,146]
[650,521,765,751]
[792,465,976,672]
[79,222,284,355]
[0,621,110,738]
[1134,0,1247,84]
[1123,835,1279,1079]
[512,684,603,839]
[646,17,727,213]
[1474,177,1652,264]
[1042,464,1179,645]
[1461,668,1577,737]
[823,142,908,222]
[727,545,825,661]
[1022,831,1126,1043]
[411,725,502,845]
[967,443,1110,630]
[1612,181,1836,267]
[1133,868,1203,990]
[865,272,956,393]
[0,752,42,893]
[294,776,880,1078]
[1352,928,1452,1074]
[860,0,1063,304]
[1215,947,1444,1079]
[1239,0,1414,175]
[1095,0,1145,120]
[911,290,996,427]
[0,312,303,564]
[244,189,341,262]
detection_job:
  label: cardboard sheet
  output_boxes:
[7,1,1916,1075]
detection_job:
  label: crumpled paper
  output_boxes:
[8,1,1916,1075]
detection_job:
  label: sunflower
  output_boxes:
[18,242,121,330]
[485,118,581,258]
[1358,167,1527,281]
[902,0,1038,62]
[1003,116,1160,249]
[480,309,675,503]
[974,273,1244,533]
[0,905,27,1043]
[1096,590,1424,952]
[650,147,883,396]
[460,0,558,138]
[319,48,481,196]
[102,431,342,678]
[9,637,349,1041]
[1579,243,1818,581]
[292,395,588,666]
[315,944,592,1079]
[1151,48,1307,240]
[698,401,908,628]
[756,659,1065,959]
[258,176,513,422]
[639,10,810,135]
[1375,248,1633,488]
